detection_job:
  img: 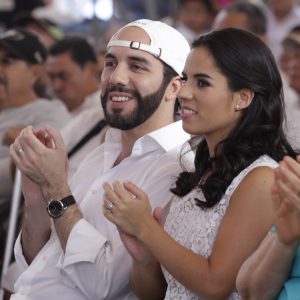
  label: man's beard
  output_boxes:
[101,80,168,130]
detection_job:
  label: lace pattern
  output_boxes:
[162,155,278,300]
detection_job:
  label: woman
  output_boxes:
[103,28,298,299]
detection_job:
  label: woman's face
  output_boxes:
[179,47,241,143]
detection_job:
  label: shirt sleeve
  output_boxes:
[57,219,133,300]
[56,150,186,299]
[14,233,29,272]
[32,101,71,130]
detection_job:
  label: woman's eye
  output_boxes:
[197,79,209,87]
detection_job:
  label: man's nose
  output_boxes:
[109,64,129,86]
[51,78,64,93]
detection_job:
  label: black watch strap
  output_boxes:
[61,195,76,206]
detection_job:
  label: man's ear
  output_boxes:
[234,88,255,111]
[30,64,45,85]
[31,64,45,80]
[165,76,182,102]
[84,62,98,77]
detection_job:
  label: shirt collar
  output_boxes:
[104,121,190,153]
[146,121,190,151]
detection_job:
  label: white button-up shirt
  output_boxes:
[70,91,101,118]
[13,121,192,300]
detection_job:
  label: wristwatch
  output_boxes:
[47,195,76,219]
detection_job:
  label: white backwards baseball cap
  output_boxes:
[107,19,190,75]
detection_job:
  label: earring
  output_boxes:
[235,104,240,111]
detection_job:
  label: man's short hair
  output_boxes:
[49,37,97,68]
[225,2,266,35]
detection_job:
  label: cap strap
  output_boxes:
[107,40,162,58]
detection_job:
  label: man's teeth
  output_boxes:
[111,96,129,102]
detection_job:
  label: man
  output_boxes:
[10,19,191,299]
[280,31,300,150]
[280,25,300,74]
[282,29,300,96]
[0,28,70,215]
[265,0,300,64]
[47,37,100,117]
[11,13,64,99]
[213,1,267,42]
[0,28,70,279]
[46,36,107,176]
[163,0,215,45]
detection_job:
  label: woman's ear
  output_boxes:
[165,76,182,102]
[235,88,255,111]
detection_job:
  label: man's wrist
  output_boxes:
[42,183,71,203]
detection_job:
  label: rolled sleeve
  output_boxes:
[59,219,108,267]
[57,219,133,299]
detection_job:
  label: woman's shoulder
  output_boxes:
[248,155,278,168]
[225,155,278,199]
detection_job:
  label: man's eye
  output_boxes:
[131,64,144,71]
[0,57,15,66]
[105,61,115,68]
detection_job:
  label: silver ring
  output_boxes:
[106,202,113,211]
[17,148,24,155]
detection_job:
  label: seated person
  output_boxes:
[0,27,70,283]
[0,28,70,219]
[46,37,107,176]
[8,19,191,300]
[237,155,300,300]
[102,28,298,299]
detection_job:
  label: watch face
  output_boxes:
[47,200,64,218]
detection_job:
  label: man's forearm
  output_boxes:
[42,184,82,251]
[21,207,51,264]
[53,204,83,250]
[131,259,166,300]
[237,232,298,300]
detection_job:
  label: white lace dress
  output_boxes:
[162,155,278,300]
